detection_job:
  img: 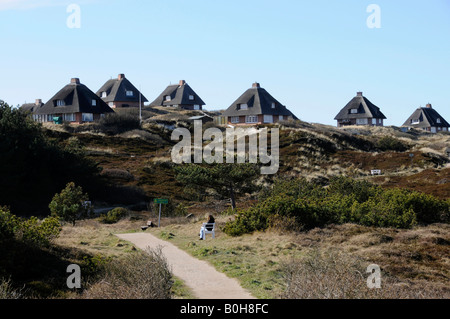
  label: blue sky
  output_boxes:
[0,0,449,126]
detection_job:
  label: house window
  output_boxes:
[101,92,107,98]
[56,100,65,106]
[437,118,441,124]
[194,105,200,110]
[356,118,368,125]
[350,109,358,114]
[246,115,258,123]
[189,95,195,101]
[271,103,276,109]
[64,113,75,122]
[82,113,94,122]
[411,119,420,125]
[92,99,97,106]
[231,116,240,124]
[372,118,377,125]
[264,115,273,123]
[238,104,248,110]
[126,91,134,97]
[165,95,171,102]
[279,115,284,121]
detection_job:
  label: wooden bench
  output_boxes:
[201,223,216,240]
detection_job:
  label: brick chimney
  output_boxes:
[426,103,432,109]
[252,82,260,88]
[35,99,42,105]
[118,74,125,80]
[179,80,186,86]
[71,78,80,84]
[357,92,363,97]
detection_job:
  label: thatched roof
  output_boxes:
[222,82,297,118]
[402,104,450,128]
[96,74,148,103]
[334,92,386,120]
[150,80,205,107]
[35,78,114,115]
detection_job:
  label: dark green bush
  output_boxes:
[223,177,449,236]
[17,216,61,246]
[97,112,141,135]
[0,207,18,242]
[0,101,101,216]
[376,136,409,152]
[0,206,61,246]
[99,207,129,224]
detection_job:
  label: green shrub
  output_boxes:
[0,207,18,242]
[0,207,61,246]
[99,207,129,224]
[376,136,409,152]
[17,216,61,246]
[223,177,448,236]
[97,112,141,135]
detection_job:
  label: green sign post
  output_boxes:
[154,198,168,227]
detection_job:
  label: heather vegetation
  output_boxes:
[1,100,449,299]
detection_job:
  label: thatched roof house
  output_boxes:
[222,82,297,125]
[34,78,114,123]
[150,80,205,110]
[402,104,449,133]
[334,92,386,127]
[96,74,148,108]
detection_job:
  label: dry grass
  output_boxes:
[281,248,449,299]
[77,247,173,299]
[54,219,143,258]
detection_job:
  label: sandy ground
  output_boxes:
[116,233,255,299]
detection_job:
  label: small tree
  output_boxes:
[175,163,260,210]
[49,182,92,226]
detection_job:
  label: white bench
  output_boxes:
[371,170,382,176]
[201,223,216,240]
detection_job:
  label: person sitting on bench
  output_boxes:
[199,215,215,240]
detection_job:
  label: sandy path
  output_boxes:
[116,233,255,299]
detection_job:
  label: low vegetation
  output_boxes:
[78,248,172,299]
[1,100,449,299]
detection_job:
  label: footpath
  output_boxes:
[116,233,255,299]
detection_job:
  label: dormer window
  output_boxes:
[411,119,420,125]
[189,95,195,101]
[350,109,358,114]
[56,99,65,106]
[101,92,107,98]
[165,95,171,102]
[126,91,134,97]
[238,104,248,110]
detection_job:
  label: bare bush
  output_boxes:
[281,249,449,299]
[82,247,172,299]
[0,278,24,299]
